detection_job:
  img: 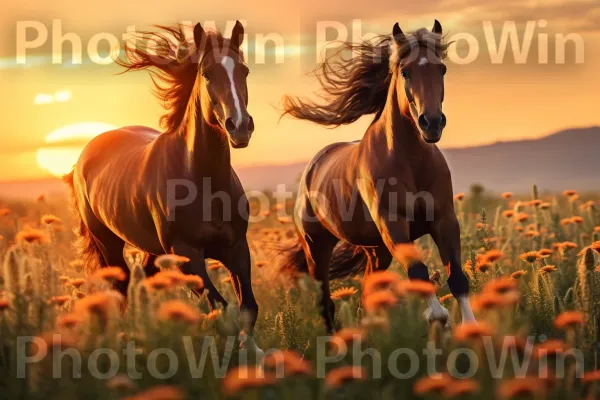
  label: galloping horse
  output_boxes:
[280,21,476,333]
[64,22,260,343]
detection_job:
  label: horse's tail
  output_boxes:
[63,170,104,274]
[278,239,370,280]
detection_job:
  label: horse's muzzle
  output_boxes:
[229,131,251,148]
[225,116,254,149]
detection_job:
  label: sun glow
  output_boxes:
[36,122,117,177]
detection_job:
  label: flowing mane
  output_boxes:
[116,25,227,133]
[282,28,450,127]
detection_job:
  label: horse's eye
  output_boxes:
[202,72,210,81]
[401,70,409,79]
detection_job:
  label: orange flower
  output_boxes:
[582,370,600,383]
[330,328,364,353]
[471,292,506,313]
[443,379,480,398]
[524,230,540,238]
[222,366,275,395]
[74,291,123,326]
[122,385,186,400]
[277,216,293,224]
[0,208,12,216]
[263,350,312,376]
[540,265,557,274]
[0,298,10,311]
[520,251,540,263]
[482,249,504,263]
[16,228,49,245]
[554,311,585,330]
[560,218,573,226]
[578,241,600,256]
[439,293,454,303]
[396,280,436,298]
[537,248,553,257]
[497,377,546,399]
[514,213,529,223]
[594,226,600,233]
[144,275,173,290]
[454,193,465,201]
[93,267,127,284]
[413,373,452,395]
[391,243,423,265]
[510,270,527,280]
[529,199,542,207]
[325,366,365,388]
[563,190,578,197]
[502,192,513,199]
[106,374,137,391]
[476,262,491,273]
[41,214,63,225]
[157,300,202,324]
[502,210,515,218]
[50,295,71,306]
[571,216,584,224]
[183,275,204,291]
[362,271,402,297]
[331,286,358,301]
[155,270,185,286]
[483,277,518,295]
[68,278,86,289]
[363,291,399,314]
[154,254,190,269]
[533,340,567,358]
[454,322,494,341]
[539,202,551,210]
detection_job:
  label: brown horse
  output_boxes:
[64,22,260,347]
[280,21,476,333]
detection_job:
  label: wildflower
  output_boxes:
[572,216,584,224]
[74,291,123,328]
[93,267,127,284]
[443,379,480,398]
[483,277,518,295]
[515,213,529,223]
[524,230,540,238]
[362,271,402,297]
[263,350,312,376]
[183,275,204,291]
[502,210,515,218]
[439,293,454,303]
[454,322,494,341]
[106,374,137,391]
[413,373,452,395]
[529,199,542,207]
[0,298,9,311]
[277,216,293,224]
[222,366,275,395]
[520,251,540,263]
[502,192,513,199]
[155,270,185,286]
[0,208,12,216]
[577,241,600,256]
[471,292,506,313]
[15,228,49,245]
[476,262,491,273]
[539,202,551,210]
[454,193,465,201]
[497,377,546,398]
[537,248,553,257]
[594,226,600,233]
[582,370,600,383]
[554,311,585,330]
[325,366,365,388]
[363,291,399,314]
[563,190,578,197]
[49,295,71,306]
[510,270,527,280]
[68,278,86,289]
[41,214,62,225]
[154,254,190,269]
[158,300,202,324]
[122,385,185,400]
[56,313,84,329]
[560,218,573,226]
[331,286,358,301]
[391,243,422,265]
[397,280,436,298]
[144,275,172,290]
[482,249,504,264]
[533,340,567,359]
[540,265,557,274]
[330,328,364,353]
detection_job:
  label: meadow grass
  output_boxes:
[0,186,599,399]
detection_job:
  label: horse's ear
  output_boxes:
[230,20,245,48]
[193,23,205,49]
[432,20,443,35]
[392,23,405,45]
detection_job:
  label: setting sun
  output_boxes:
[36,122,117,177]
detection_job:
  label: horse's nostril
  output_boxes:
[247,116,254,133]
[225,118,236,134]
[440,114,447,129]
[418,114,429,131]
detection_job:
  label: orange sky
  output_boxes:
[1,0,599,181]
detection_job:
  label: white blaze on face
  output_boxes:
[221,56,242,127]
[418,57,429,66]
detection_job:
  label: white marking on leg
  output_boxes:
[221,56,242,127]
[425,294,449,322]
[458,295,477,323]
[418,57,429,66]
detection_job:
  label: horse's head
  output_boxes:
[392,21,447,143]
[192,22,254,148]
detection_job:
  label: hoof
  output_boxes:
[239,332,264,355]
[424,306,451,330]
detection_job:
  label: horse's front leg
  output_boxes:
[430,214,476,324]
[171,241,228,308]
[371,207,450,328]
[219,240,261,351]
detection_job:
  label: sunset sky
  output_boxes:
[1,0,599,181]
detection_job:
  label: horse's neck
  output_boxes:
[181,100,232,190]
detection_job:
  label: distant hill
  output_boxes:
[1,126,598,200]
